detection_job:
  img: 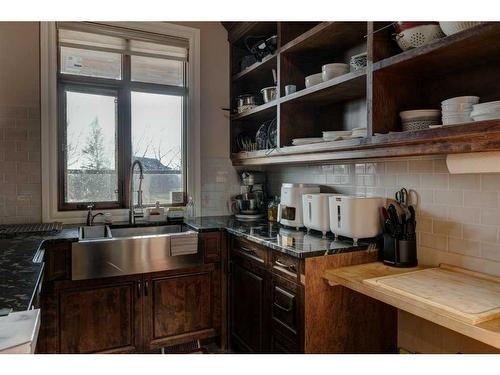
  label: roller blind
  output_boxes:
[57,22,189,61]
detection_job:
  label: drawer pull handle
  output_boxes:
[240,246,257,256]
[275,260,296,272]
[137,281,142,298]
[274,301,293,312]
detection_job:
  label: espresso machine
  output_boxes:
[230,171,266,220]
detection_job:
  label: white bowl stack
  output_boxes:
[471,100,500,122]
[441,96,479,125]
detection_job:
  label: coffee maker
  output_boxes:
[230,171,266,220]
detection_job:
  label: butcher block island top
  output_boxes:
[323,262,500,349]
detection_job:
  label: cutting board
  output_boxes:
[364,264,500,325]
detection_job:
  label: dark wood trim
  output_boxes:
[231,119,500,166]
[56,34,189,210]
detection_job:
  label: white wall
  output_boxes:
[175,22,239,216]
[266,155,500,276]
[0,22,41,224]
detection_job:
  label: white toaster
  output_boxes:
[329,195,384,244]
[302,193,337,237]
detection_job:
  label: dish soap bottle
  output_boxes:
[185,196,195,219]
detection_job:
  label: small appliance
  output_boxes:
[230,171,267,220]
[278,183,320,230]
[302,193,337,238]
[329,195,384,244]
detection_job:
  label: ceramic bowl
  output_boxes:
[305,73,323,88]
[321,63,350,81]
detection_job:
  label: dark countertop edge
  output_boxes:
[224,227,368,259]
[27,262,45,310]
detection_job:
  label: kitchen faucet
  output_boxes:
[129,159,145,224]
[86,203,104,226]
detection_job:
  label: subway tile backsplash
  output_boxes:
[265,155,500,266]
[0,105,41,224]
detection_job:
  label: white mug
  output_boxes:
[285,85,297,95]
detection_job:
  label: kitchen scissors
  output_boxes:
[395,188,411,219]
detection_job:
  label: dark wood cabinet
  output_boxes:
[230,261,268,352]
[39,232,225,354]
[228,234,396,354]
[144,271,215,350]
[58,279,142,353]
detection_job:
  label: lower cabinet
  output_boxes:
[230,261,268,352]
[59,280,142,353]
[43,267,218,353]
[144,271,214,350]
[229,236,303,353]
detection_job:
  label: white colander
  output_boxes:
[395,24,444,51]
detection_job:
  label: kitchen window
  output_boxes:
[56,23,189,210]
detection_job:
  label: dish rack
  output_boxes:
[0,222,63,236]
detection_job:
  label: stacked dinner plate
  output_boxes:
[471,100,500,122]
[351,127,368,138]
[441,96,479,125]
[323,130,352,141]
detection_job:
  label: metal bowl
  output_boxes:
[260,86,277,103]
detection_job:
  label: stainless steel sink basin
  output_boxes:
[72,224,199,281]
[79,225,112,240]
[109,224,183,238]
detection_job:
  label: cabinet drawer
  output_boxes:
[271,275,301,337]
[270,329,299,353]
[232,237,268,266]
[271,252,300,281]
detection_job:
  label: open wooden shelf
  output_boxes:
[231,119,500,166]
[230,100,277,122]
[232,53,277,82]
[373,22,500,76]
[224,21,500,166]
[280,22,367,55]
[279,69,366,106]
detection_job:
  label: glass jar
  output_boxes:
[267,196,279,222]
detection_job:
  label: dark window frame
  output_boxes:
[57,45,188,211]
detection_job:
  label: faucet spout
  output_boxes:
[129,160,145,224]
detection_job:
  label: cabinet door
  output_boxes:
[230,261,268,353]
[200,231,221,263]
[58,279,142,353]
[144,271,213,350]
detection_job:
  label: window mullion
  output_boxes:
[120,49,133,209]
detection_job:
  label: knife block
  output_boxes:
[382,234,418,268]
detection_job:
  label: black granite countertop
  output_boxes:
[0,229,79,311]
[185,216,372,259]
[1,216,371,311]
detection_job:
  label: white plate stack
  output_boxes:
[322,130,352,141]
[351,127,368,138]
[471,100,500,122]
[441,96,479,125]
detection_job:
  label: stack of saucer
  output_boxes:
[441,96,479,125]
[471,100,500,122]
